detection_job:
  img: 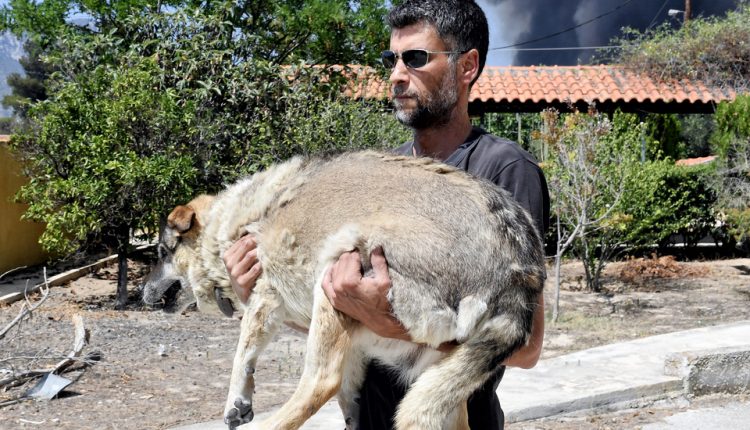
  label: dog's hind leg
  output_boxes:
[258,282,358,430]
[224,280,286,430]
[394,317,529,430]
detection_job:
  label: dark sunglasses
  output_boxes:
[380,49,466,69]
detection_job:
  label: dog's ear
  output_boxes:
[167,205,197,234]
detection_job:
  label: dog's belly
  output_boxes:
[355,330,446,386]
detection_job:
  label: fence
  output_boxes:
[0,135,47,274]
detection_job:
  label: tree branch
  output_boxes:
[0,269,51,341]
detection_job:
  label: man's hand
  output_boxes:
[223,235,263,305]
[322,248,411,341]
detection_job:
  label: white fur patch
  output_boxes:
[456,295,488,342]
[317,224,363,270]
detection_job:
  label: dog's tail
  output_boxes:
[394,316,528,429]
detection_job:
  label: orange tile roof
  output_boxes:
[473,65,736,106]
[675,155,717,166]
[349,65,737,113]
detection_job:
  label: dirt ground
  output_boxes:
[0,253,748,430]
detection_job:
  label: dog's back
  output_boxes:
[256,151,542,344]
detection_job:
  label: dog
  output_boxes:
[142,151,545,430]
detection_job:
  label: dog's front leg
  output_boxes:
[259,285,357,430]
[224,281,284,429]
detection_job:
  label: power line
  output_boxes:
[493,45,624,52]
[489,0,639,51]
[646,0,671,31]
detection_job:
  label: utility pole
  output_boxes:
[684,0,692,24]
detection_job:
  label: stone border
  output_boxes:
[0,244,154,305]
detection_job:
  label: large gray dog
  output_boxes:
[142,151,544,430]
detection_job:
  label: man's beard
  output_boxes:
[393,67,458,130]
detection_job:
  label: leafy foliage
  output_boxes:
[2,39,55,131]
[11,7,403,259]
[541,108,629,301]
[709,95,750,245]
[608,3,750,91]
[643,113,685,160]
[12,58,198,255]
[617,161,717,249]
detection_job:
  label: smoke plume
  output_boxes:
[478,0,739,66]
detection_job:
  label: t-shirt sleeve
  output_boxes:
[492,159,550,237]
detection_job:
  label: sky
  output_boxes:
[476,0,738,66]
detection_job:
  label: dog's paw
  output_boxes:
[224,397,254,430]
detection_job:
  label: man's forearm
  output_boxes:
[503,294,545,368]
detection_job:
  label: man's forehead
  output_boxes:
[390,23,446,50]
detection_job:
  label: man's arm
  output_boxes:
[503,294,544,368]
[322,249,545,366]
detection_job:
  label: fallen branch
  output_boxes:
[0,311,99,407]
[0,269,51,341]
[52,314,89,375]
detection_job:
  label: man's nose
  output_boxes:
[388,58,409,85]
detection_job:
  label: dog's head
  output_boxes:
[142,194,237,317]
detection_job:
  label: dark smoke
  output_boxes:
[479,0,740,66]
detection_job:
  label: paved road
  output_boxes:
[174,320,750,430]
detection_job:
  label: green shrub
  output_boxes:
[709,95,750,245]
[712,94,750,159]
[618,160,717,248]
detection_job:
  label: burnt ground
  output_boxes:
[0,254,748,429]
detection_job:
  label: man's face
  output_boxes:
[388,24,459,129]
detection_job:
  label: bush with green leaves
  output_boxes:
[603,111,718,250]
[617,160,717,249]
[608,3,750,92]
[12,58,199,255]
[9,6,405,307]
[709,95,750,247]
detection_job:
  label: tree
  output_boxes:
[2,39,54,120]
[12,58,199,308]
[608,3,750,92]
[10,7,404,309]
[0,1,391,110]
[540,108,631,320]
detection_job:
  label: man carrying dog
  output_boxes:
[223,1,549,428]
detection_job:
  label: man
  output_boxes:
[223,1,549,428]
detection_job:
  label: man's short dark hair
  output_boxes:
[388,0,489,86]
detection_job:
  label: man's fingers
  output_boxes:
[337,251,363,286]
[223,235,257,266]
[237,263,262,286]
[321,266,336,300]
[370,247,389,279]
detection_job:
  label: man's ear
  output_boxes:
[460,48,480,87]
[167,205,196,234]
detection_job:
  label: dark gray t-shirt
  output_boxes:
[394,126,550,236]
